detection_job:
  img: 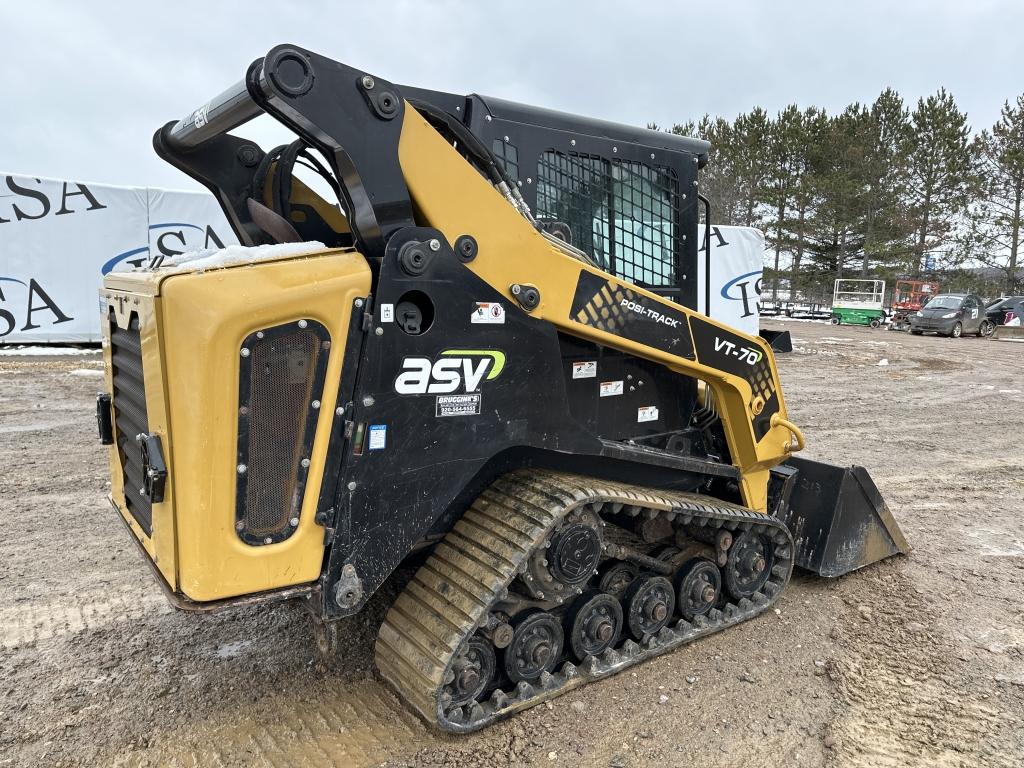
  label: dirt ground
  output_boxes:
[1,321,1023,768]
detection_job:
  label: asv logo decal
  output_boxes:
[394,350,506,395]
[714,337,763,365]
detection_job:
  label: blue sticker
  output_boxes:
[367,424,387,450]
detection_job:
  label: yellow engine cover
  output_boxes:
[102,248,370,602]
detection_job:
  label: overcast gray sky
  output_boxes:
[3,0,1022,190]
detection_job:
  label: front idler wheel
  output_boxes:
[504,610,564,683]
[673,557,722,620]
[447,635,496,706]
[623,574,675,640]
[566,591,623,661]
[724,530,774,599]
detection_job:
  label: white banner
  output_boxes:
[0,173,236,343]
[696,225,765,336]
[1,179,764,343]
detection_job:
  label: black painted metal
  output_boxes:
[315,227,719,618]
[109,312,152,535]
[96,393,114,445]
[776,456,911,577]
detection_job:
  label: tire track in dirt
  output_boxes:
[0,588,171,649]
[109,679,429,767]
[827,570,1020,768]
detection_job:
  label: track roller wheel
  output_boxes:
[598,561,638,599]
[723,530,774,599]
[673,557,722,620]
[447,636,496,707]
[504,610,563,683]
[623,574,675,640]
[566,591,623,661]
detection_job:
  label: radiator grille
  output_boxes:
[536,151,679,289]
[236,321,330,545]
[110,312,152,535]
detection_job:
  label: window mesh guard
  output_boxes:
[535,151,679,289]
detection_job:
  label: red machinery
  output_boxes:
[888,279,940,331]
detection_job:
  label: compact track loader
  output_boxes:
[97,45,908,732]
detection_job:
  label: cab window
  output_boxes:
[536,151,679,290]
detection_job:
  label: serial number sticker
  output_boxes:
[572,361,597,379]
[436,393,482,417]
[637,406,659,423]
[367,424,387,450]
[380,303,394,323]
[471,302,505,324]
[599,380,624,397]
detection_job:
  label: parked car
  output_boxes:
[909,293,992,337]
[985,295,1024,326]
[1000,297,1024,327]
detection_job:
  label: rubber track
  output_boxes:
[374,469,794,733]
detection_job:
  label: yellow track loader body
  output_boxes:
[96,44,908,730]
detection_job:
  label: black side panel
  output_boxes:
[109,312,152,535]
[319,229,713,618]
[558,334,696,440]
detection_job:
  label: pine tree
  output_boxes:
[971,95,1024,292]
[672,116,744,226]
[785,107,829,298]
[804,106,872,282]
[762,105,803,299]
[731,108,772,226]
[905,89,975,274]
[861,89,914,276]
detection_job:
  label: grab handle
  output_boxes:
[770,413,806,453]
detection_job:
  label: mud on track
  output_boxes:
[1,324,1022,767]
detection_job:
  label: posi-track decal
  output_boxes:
[569,271,695,358]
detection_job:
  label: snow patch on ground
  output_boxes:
[792,345,838,356]
[877,358,889,366]
[158,241,327,273]
[214,640,254,659]
[760,316,829,324]
[0,346,99,356]
[69,369,104,377]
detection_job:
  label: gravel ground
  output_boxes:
[1,321,1022,767]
